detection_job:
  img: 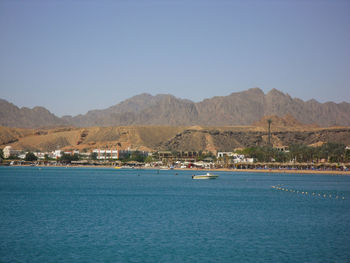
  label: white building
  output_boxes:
[217,151,254,163]
[3,146,13,158]
[18,153,26,159]
[217,152,235,158]
[244,158,255,163]
[3,146,21,158]
[93,149,119,160]
[79,152,90,159]
[53,150,62,159]
[34,152,46,159]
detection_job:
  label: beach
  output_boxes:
[4,163,350,175]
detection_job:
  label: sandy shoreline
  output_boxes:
[210,168,350,175]
[4,164,350,175]
[173,167,350,175]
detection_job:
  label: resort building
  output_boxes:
[53,150,62,159]
[217,152,235,158]
[157,151,200,162]
[3,146,21,159]
[92,149,119,160]
[217,151,253,163]
[158,151,173,159]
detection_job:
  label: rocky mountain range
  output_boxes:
[0,99,66,128]
[1,88,350,128]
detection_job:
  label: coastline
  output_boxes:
[175,167,350,175]
[210,168,350,175]
[3,164,350,175]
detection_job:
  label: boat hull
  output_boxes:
[192,174,219,180]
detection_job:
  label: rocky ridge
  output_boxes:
[1,88,350,128]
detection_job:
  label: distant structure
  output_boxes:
[3,146,21,158]
[267,119,272,146]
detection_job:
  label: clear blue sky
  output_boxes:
[0,0,349,117]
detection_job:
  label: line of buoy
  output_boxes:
[271,185,345,200]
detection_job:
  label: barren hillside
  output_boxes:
[1,122,349,153]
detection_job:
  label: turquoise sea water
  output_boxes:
[0,167,349,262]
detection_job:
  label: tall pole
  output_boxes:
[267,119,272,146]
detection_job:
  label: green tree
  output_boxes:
[171,151,179,160]
[345,148,350,162]
[315,142,345,163]
[130,151,146,162]
[243,146,271,162]
[144,156,153,163]
[151,152,159,161]
[196,150,203,161]
[324,143,345,162]
[208,151,217,162]
[25,152,38,162]
[60,153,79,164]
[90,152,98,160]
[289,144,310,162]
[120,153,131,162]
[44,154,51,161]
[0,148,3,160]
[236,142,346,164]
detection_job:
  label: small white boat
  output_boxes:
[192,173,219,180]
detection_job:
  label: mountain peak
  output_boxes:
[267,88,285,96]
[249,87,264,93]
[0,99,66,128]
[1,88,350,128]
[129,93,153,99]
